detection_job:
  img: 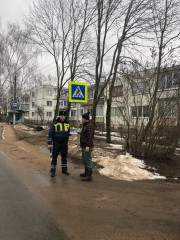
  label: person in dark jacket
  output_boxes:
[47,110,71,177]
[78,112,94,181]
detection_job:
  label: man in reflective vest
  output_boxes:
[47,110,71,177]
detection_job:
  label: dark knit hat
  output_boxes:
[59,110,67,116]
[82,112,90,120]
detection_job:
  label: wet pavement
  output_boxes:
[0,151,70,240]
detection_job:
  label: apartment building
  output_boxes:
[29,85,80,122]
[108,66,180,128]
[30,85,56,122]
[20,94,30,118]
[28,84,105,124]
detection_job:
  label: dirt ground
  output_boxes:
[12,123,180,182]
[0,123,180,240]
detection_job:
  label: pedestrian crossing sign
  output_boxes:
[69,82,88,103]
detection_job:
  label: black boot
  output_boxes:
[62,170,70,175]
[50,168,56,177]
[81,170,92,182]
[80,167,88,177]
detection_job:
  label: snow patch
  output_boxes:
[94,153,166,181]
[95,135,124,142]
[19,147,25,150]
[104,144,124,150]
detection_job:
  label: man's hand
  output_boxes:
[85,146,89,152]
[48,145,53,149]
[77,130,81,134]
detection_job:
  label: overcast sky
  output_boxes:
[0,0,36,26]
[0,0,56,77]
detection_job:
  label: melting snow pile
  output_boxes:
[104,144,124,150]
[14,123,41,135]
[95,153,166,181]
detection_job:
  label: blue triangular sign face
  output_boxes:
[71,84,85,100]
[69,81,87,103]
[72,86,84,98]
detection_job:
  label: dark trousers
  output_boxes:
[51,141,68,172]
[82,147,93,171]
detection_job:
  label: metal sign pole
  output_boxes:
[77,103,80,146]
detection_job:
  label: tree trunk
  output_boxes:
[106,99,112,143]
[126,122,130,152]
[66,101,71,122]
[178,84,180,127]
[92,85,99,130]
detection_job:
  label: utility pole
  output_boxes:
[13,75,16,127]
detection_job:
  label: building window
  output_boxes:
[86,107,103,117]
[64,90,68,97]
[88,88,94,99]
[173,71,180,85]
[131,106,149,118]
[47,101,52,107]
[159,72,179,90]
[47,112,52,117]
[87,109,92,115]
[24,112,29,117]
[47,90,52,96]
[22,97,29,102]
[96,105,104,117]
[158,100,178,118]
[59,100,68,107]
[112,85,123,97]
[32,102,35,108]
[54,88,57,96]
[32,92,35,97]
[70,110,76,117]
[111,107,123,117]
[71,103,77,108]
[32,112,35,117]
[61,89,69,97]
[64,101,68,107]
[132,81,149,95]
[21,104,29,110]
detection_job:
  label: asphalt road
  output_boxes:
[0,151,70,240]
[0,123,180,240]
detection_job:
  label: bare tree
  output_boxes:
[26,0,94,121]
[0,23,37,124]
[106,3,180,158]
[143,0,180,137]
[63,0,95,119]
[0,25,7,114]
[119,61,180,159]
[90,0,122,128]
[105,0,152,142]
[35,104,44,125]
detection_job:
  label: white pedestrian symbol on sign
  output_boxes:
[72,86,84,98]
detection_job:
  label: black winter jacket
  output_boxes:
[47,118,70,144]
